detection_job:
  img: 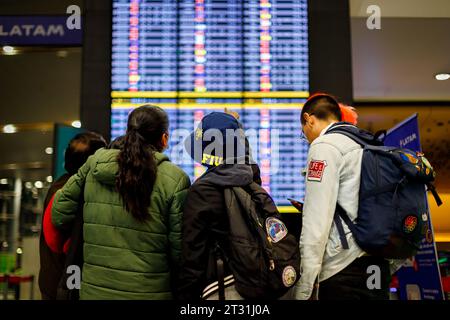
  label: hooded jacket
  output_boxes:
[177,163,261,300]
[51,148,190,300]
[294,122,366,299]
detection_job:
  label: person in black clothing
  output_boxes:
[39,132,106,300]
[177,112,261,300]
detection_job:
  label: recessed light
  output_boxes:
[56,50,68,58]
[25,182,33,189]
[71,120,82,128]
[45,147,53,155]
[3,124,17,133]
[46,176,53,183]
[34,181,43,189]
[435,73,450,81]
[2,46,15,55]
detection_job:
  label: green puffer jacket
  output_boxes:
[52,148,190,300]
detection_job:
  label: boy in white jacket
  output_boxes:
[294,94,391,300]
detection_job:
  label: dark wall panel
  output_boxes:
[80,0,112,141]
[308,0,353,104]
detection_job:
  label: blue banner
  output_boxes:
[385,113,445,300]
[0,16,82,45]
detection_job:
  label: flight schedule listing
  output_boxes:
[111,0,310,207]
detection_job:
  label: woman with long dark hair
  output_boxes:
[52,105,191,299]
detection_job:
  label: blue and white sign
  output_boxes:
[0,16,82,45]
[385,113,445,300]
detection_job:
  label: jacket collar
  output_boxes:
[319,122,338,137]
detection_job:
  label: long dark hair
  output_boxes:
[116,105,169,221]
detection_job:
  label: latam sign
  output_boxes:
[0,16,82,45]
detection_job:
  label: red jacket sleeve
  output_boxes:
[43,194,69,254]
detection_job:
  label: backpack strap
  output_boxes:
[334,204,358,250]
[427,183,443,207]
[333,212,349,250]
[326,126,369,148]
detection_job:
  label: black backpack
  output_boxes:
[326,124,442,259]
[219,182,302,299]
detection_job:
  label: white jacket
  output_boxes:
[294,123,365,300]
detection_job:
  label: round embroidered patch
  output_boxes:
[265,217,288,243]
[403,215,418,234]
[282,266,297,287]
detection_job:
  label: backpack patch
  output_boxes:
[282,266,297,287]
[403,215,418,234]
[266,217,288,243]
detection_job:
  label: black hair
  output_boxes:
[116,105,169,222]
[300,93,342,125]
[64,132,107,175]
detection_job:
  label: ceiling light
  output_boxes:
[0,179,7,185]
[25,182,33,189]
[2,46,15,55]
[46,176,53,183]
[435,73,450,81]
[34,181,43,189]
[3,124,17,133]
[45,147,53,155]
[56,50,68,58]
[71,120,81,128]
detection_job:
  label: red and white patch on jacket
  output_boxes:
[307,160,327,182]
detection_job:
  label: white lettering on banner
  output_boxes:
[0,24,66,37]
[47,24,65,36]
[399,133,417,148]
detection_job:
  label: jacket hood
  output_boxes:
[200,163,257,187]
[91,148,169,186]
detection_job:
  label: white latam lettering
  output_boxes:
[0,24,65,37]
[400,133,417,147]
[0,26,7,36]
[0,26,8,36]
[10,25,22,36]
[47,24,64,36]
[21,25,34,36]
[33,25,46,36]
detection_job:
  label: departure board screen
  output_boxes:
[111,0,309,209]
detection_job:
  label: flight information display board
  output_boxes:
[111,0,309,208]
